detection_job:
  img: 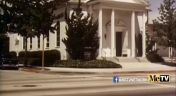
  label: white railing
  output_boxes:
[122,49,130,57]
[102,48,111,57]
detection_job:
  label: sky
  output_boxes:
[149,0,163,24]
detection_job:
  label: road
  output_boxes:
[0,70,176,96]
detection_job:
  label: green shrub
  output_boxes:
[44,50,61,66]
[19,50,60,66]
[54,60,122,68]
[8,51,17,58]
[1,52,17,59]
[18,52,26,64]
[146,50,164,63]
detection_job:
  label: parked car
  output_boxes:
[0,55,19,70]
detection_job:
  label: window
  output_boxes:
[30,37,32,49]
[46,35,49,48]
[56,22,60,47]
[38,36,40,49]
[23,37,25,49]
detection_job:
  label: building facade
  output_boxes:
[9,0,149,60]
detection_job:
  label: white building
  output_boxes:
[9,0,149,60]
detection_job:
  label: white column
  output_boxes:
[111,9,115,57]
[98,8,103,58]
[142,12,146,57]
[131,11,136,57]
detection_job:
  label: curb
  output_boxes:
[21,67,176,74]
[46,67,176,74]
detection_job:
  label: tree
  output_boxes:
[0,35,9,54]
[32,0,68,70]
[153,0,176,59]
[6,0,40,66]
[63,0,99,60]
[0,0,13,35]
[0,0,13,55]
[146,33,156,54]
[1,0,68,67]
[0,0,37,66]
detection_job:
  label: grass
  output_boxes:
[53,60,122,68]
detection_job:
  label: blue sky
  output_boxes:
[149,0,163,24]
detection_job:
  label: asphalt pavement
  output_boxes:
[0,70,176,96]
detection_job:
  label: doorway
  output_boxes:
[116,32,122,56]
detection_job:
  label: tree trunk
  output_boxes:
[42,35,45,71]
[24,36,28,67]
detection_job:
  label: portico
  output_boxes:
[95,1,148,58]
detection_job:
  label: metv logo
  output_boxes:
[148,74,170,82]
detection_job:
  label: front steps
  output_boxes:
[105,57,149,63]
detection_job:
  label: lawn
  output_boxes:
[53,60,122,68]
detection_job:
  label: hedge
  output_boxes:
[1,51,17,59]
[54,60,122,68]
[146,51,164,63]
[19,50,61,67]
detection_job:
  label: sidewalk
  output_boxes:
[45,62,176,73]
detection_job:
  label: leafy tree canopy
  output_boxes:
[153,0,176,48]
[0,0,68,66]
[0,0,13,35]
[32,0,68,37]
[63,1,99,60]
